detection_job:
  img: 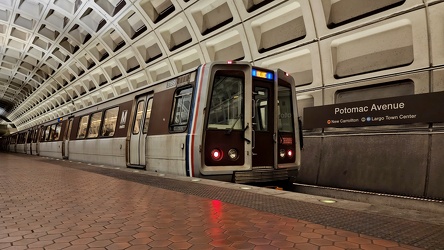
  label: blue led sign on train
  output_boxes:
[252,69,274,80]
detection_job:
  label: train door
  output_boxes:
[251,79,275,168]
[129,94,153,167]
[62,118,73,159]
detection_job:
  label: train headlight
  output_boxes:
[228,149,238,161]
[287,150,294,158]
[211,149,223,161]
[279,149,285,158]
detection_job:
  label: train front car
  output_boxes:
[191,62,302,183]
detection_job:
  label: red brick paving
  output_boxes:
[0,153,423,249]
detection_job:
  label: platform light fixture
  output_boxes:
[319,199,337,204]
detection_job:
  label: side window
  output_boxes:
[49,124,56,141]
[133,101,145,134]
[170,87,193,132]
[277,84,294,132]
[27,131,32,143]
[33,129,37,142]
[45,126,51,141]
[77,116,89,139]
[142,98,153,134]
[254,87,269,132]
[53,124,61,141]
[87,112,102,138]
[101,107,119,137]
[40,127,46,141]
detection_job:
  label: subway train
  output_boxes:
[0,61,302,183]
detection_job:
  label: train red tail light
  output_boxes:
[211,149,223,161]
[287,150,293,158]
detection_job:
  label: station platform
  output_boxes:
[0,152,443,250]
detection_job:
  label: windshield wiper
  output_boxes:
[225,114,242,135]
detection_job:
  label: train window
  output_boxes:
[142,98,153,134]
[170,87,193,132]
[40,126,46,141]
[27,131,33,143]
[207,73,244,130]
[53,124,61,141]
[101,107,119,137]
[33,128,39,142]
[87,111,103,138]
[133,101,144,135]
[49,124,56,141]
[77,115,89,139]
[277,84,294,132]
[254,87,269,131]
[44,126,51,141]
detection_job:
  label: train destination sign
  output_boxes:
[303,91,444,129]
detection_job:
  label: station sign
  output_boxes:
[303,91,444,129]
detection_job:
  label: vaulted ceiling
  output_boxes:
[3,0,439,132]
[1,0,310,130]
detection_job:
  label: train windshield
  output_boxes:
[207,72,244,130]
[277,83,294,133]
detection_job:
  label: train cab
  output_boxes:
[197,62,301,183]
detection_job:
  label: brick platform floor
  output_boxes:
[0,153,426,249]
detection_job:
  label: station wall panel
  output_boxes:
[318,134,428,197]
[113,78,131,95]
[117,6,150,41]
[432,68,444,92]
[101,58,124,82]
[323,71,430,105]
[155,13,197,56]
[254,43,322,90]
[185,0,241,41]
[101,26,128,53]
[428,1,444,66]
[169,45,205,74]
[116,47,142,75]
[431,69,444,129]
[319,9,429,86]
[295,137,322,185]
[428,133,444,199]
[127,70,150,91]
[234,0,286,22]
[126,71,152,93]
[296,90,323,134]
[200,25,251,62]
[310,0,423,38]
[135,0,181,29]
[145,59,174,83]
[132,32,166,67]
[243,0,316,60]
